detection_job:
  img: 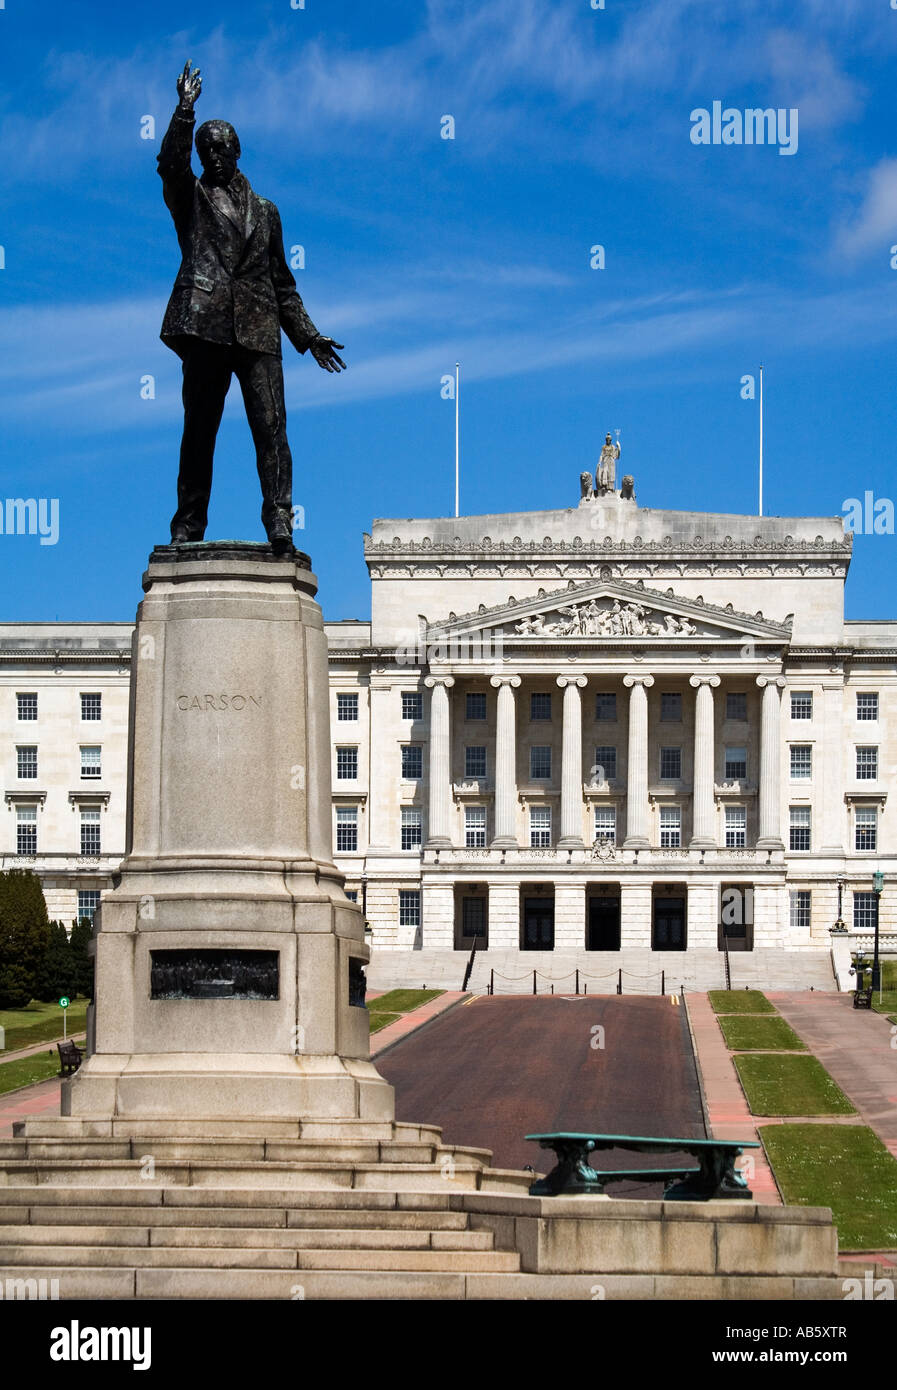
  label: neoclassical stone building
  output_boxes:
[1,473,894,985]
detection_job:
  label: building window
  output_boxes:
[461,897,487,938]
[465,746,487,779]
[595,692,617,721]
[401,744,423,779]
[466,692,486,721]
[530,746,552,780]
[530,806,552,847]
[81,693,102,721]
[855,806,877,852]
[659,747,681,781]
[593,746,617,781]
[593,806,616,845]
[336,746,358,780]
[530,692,552,721]
[726,692,747,721]
[336,807,358,852]
[660,692,682,722]
[789,890,811,931]
[77,889,101,923]
[659,806,681,847]
[465,806,487,847]
[17,745,38,779]
[724,747,747,781]
[790,745,812,780]
[790,691,812,720]
[344,890,358,903]
[853,891,878,933]
[856,692,879,722]
[398,890,421,928]
[81,746,102,779]
[789,806,811,851]
[401,807,422,850]
[80,808,101,856]
[724,805,747,848]
[16,805,37,855]
[336,693,358,721]
[17,693,37,721]
[856,746,878,781]
[401,691,423,721]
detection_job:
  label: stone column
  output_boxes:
[557,675,587,847]
[490,674,521,847]
[424,675,454,848]
[756,675,786,849]
[623,673,654,848]
[689,673,720,848]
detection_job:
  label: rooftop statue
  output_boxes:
[157,62,346,552]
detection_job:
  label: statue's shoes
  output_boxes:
[170,527,191,543]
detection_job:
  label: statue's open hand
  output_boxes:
[177,60,202,108]
[310,337,347,373]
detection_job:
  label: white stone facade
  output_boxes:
[1,484,895,965]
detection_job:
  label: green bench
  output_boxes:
[525,1131,760,1200]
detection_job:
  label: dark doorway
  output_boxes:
[652,895,687,951]
[522,896,555,951]
[455,893,488,951]
[587,895,621,951]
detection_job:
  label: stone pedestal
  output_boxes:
[64,543,393,1128]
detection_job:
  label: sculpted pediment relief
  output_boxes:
[425,579,792,644]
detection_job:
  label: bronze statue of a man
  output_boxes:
[157,62,346,551]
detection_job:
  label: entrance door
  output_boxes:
[652,896,686,951]
[522,898,555,950]
[587,896,621,951]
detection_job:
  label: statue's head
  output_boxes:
[605,432,612,444]
[196,120,241,186]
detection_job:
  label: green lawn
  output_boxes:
[718,1015,807,1052]
[0,1049,63,1096]
[762,1123,897,1250]
[708,989,775,1015]
[734,1054,856,1116]
[0,998,88,1052]
[368,1012,401,1034]
[368,989,442,1014]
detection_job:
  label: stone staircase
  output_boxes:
[0,1123,529,1299]
[367,948,837,994]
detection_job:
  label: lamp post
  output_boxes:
[833,876,846,933]
[871,870,884,992]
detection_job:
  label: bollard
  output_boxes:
[489,969,494,996]
[617,968,622,995]
[533,970,537,995]
[661,970,665,996]
[551,983,554,995]
[575,968,580,995]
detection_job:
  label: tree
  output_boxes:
[69,918,95,999]
[35,920,76,1004]
[0,869,51,1009]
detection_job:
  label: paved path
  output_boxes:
[0,1033,86,1065]
[769,992,897,1159]
[685,993,781,1203]
[0,1078,62,1138]
[377,994,704,1180]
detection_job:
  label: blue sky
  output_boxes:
[1,0,896,621]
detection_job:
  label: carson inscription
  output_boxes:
[177,694,262,711]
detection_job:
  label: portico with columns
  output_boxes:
[319,479,896,981]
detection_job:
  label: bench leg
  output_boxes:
[664,1148,752,1201]
[529,1139,605,1196]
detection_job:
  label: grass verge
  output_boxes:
[734,1054,856,1116]
[718,1015,807,1052]
[369,989,442,1014]
[708,989,775,1015]
[368,1012,401,1035]
[0,999,89,1052]
[0,1049,63,1096]
[762,1123,897,1250]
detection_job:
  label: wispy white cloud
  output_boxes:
[835,158,897,260]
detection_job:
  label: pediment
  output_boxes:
[425,578,792,644]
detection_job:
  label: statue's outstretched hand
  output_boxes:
[177,60,202,108]
[310,337,347,373]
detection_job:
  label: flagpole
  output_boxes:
[758,363,764,517]
[455,362,460,518]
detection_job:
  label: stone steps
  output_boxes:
[0,1202,471,1231]
[367,948,837,994]
[2,1223,496,1251]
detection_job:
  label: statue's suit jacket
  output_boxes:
[157,106,319,359]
